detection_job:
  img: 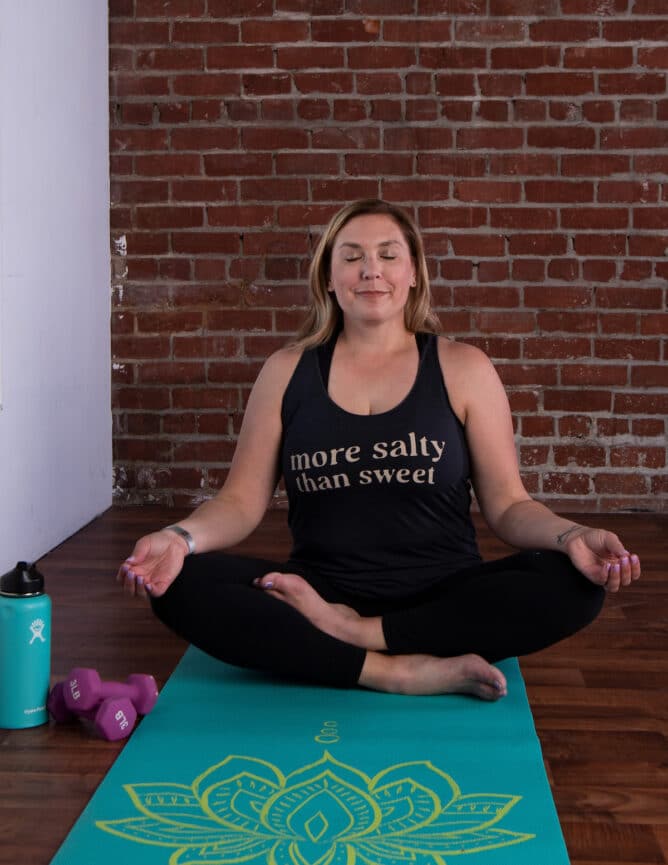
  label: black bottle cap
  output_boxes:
[0,562,45,597]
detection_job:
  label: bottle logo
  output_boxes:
[29,618,46,644]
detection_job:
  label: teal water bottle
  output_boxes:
[0,562,51,728]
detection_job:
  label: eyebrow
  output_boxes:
[337,240,402,249]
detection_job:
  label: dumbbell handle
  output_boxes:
[65,668,158,714]
[48,683,136,741]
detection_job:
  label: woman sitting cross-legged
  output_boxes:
[118,199,640,700]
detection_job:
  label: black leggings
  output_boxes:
[150,550,605,688]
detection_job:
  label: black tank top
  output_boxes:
[280,332,481,599]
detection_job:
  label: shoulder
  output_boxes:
[436,335,492,371]
[435,336,504,422]
[257,347,304,390]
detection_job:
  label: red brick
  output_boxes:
[615,393,668,415]
[348,46,416,69]
[458,128,523,150]
[298,99,332,120]
[508,234,567,255]
[583,100,616,123]
[455,181,521,202]
[490,0,559,11]
[136,206,204,229]
[542,473,591,496]
[312,126,380,149]
[620,260,652,281]
[454,285,520,307]
[172,180,238,202]
[434,74,477,96]
[632,419,665,437]
[537,311,597,333]
[458,19,524,40]
[559,415,593,438]
[561,208,628,230]
[522,415,555,436]
[512,259,545,281]
[528,127,596,149]
[631,365,668,388]
[529,18,599,41]
[554,445,607,467]
[565,46,634,69]
[419,206,488,229]
[346,152,414,176]
[598,313,638,335]
[582,260,616,282]
[451,234,505,256]
[594,474,648,495]
[597,286,663,309]
[474,311,534,332]
[524,337,592,360]
[386,127,453,150]
[204,153,272,176]
[490,208,557,229]
[440,260,474,281]
[525,181,593,203]
[639,47,668,69]
[547,259,579,281]
[173,335,240,359]
[526,73,595,96]
[620,99,655,121]
[172,386,240,410]
[561,364,628,386]
[562,154,630,176]
[110,129,168,152]
[594,338,660,361]
[492,46,560,69]
[545,390,612,413]
[418,0,485,11]
[311,19,378,42]
[172,21,239,43]
[600,73,667,95]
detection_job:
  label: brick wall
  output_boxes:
[109,0,668,513]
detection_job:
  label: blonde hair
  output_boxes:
[290,199,441,349]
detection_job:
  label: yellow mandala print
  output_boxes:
[96,751,534,865]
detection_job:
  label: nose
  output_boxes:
[361,260,381,280]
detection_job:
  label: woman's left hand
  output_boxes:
[564,527,641,591]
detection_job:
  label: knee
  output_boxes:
[525,550,606,629]
[551,550,606,628]
[148,567,188,629]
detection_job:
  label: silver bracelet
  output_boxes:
[164,524,196,556]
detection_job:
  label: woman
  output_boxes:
[118,199,640,700]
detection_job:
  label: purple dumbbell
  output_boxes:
[48,682,137,741]
[64,667,159,715]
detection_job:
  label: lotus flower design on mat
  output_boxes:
[97,751,534,865]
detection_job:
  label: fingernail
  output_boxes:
[137,575,144,586]
[631,554,639,563]
[127,556,137,564]
[264,580,274,589]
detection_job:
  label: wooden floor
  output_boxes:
[1,507,666,865]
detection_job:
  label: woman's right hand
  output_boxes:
[116,530,189,599]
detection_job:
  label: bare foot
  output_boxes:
[359,652,507,700]
[254,571,387,650]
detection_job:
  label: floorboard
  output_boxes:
[0,507,665,865]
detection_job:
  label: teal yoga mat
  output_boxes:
[50,648,570,865]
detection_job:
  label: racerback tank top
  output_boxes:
[280,332,482,599]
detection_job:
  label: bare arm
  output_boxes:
[118,347,302,596]
[439,339,640,590]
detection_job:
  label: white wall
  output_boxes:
[0,1,111,572]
